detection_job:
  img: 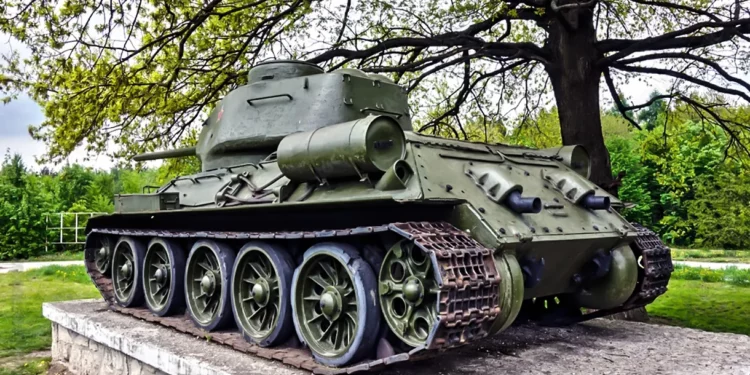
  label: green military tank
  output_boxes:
[84,60,673,373]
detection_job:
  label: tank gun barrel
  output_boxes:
[132,147,197,161]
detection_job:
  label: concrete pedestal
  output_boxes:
[43,299,750,375]
[43,300,304,375]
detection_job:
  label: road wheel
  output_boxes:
[291,242,380,367]
[185,239,236,331]
[143,238,186,316]
[112,236,146,307]
[232,241,295,347]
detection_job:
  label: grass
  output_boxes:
[17,251,84,263]
[671,249,750,263]
[0,358,50,375]
[0,266,99,359]
[647,279,750,336]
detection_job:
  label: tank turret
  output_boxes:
[132,60,411,171]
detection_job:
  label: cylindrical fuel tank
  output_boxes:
[277,115,406,181]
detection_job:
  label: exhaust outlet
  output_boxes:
[506,191,542,214]
[581,194,610,210]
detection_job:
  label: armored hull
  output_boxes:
[84,60,673,373]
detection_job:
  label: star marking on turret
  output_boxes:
[217,106,224,122]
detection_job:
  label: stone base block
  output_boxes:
[43,300,303,375]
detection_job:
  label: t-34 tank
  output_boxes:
[84,60,673,372]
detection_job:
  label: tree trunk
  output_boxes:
[544,9,648,323]
[544,8,614,190]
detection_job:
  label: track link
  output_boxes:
[84,221,500,374]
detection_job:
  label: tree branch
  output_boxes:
[307,7,548,65]
[612,63,750,103]
[598,18,750,62]
[617,52,750,93]
[603,67,642,130]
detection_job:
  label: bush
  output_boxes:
[671,265,750,286]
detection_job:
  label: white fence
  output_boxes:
[44,212,107,252]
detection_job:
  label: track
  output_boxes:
[84,221,500,374]
[84,221,672,373]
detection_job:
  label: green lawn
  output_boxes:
[671,249,750,263]
[0,266,99,359]
[646,279,750,336]
[18,251,84,262]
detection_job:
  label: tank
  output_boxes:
[84,60,674,372]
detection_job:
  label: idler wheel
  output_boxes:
[143,238,186,316]
[231,241,295,347]
[112,236,146,307]
[378,240,439,347]
[291,243,380,367]
[93,236,113,275]
[185,240,236,331]
[488,253,525,335]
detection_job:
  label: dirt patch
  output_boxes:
[0,351,51,374]
[0,350,51,368]
[46,361,72,375]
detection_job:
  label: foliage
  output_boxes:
[672,249,750,263]
[646,279,750,336]
[1,0,750,187]
[670,265,750,287]
[0,151,182,260]
[0,154,53,260]
[688,167,750,249]
[606,136,654,225]
[0,266,99,358]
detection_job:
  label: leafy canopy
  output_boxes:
[0,0,749,168]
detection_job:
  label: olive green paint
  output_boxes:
[574,244,638,309]
[378,240,439,347]
[105,59,646,323]
[489,253,524,335]
[232,247,282,341]
[293,251,360,358]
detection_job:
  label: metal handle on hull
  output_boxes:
[360,107,403,119]
[246,94,294,105]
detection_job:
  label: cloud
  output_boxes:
[0,94,115,171]
[0,94,45,137]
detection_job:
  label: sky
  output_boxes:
[0,33,119,171]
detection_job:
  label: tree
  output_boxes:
[637,91,668,131]
[689,166,750,249]
[1,0,750,189]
